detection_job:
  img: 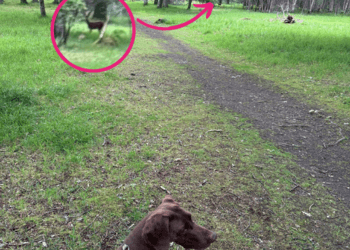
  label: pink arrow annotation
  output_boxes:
[137,2,214,31]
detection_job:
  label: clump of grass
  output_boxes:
[38,84,74,99]
[0,81,39,143]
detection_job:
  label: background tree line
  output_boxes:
[150,0,349,14]
[238,0,350,14]
[1,0,348,16]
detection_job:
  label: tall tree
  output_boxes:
[40,0,46,16]
[187,0,192,9]
[55,0,85,46]
[20,0,28,4]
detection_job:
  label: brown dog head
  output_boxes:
[142,195,217,250]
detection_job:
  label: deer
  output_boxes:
[83,10,104,33]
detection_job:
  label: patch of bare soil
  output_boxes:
[136,22,350,207]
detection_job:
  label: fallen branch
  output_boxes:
[206,129,223,133]
[290,185,300,192]
[309,203,314,212]
[6,242,30,247]
[279,124,310,127]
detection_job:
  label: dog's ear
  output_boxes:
[142,213,170,247]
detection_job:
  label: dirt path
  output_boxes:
[136,22,350,207]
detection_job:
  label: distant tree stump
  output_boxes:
[155,18,167,24]
[284,15,295,24]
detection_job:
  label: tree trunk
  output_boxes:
[291,0,297,12]
[265,0,269,11]
[243,0,247,8]
[334,0,340,13]
[39,0,46,16]
[256,0,260,10]
[259,0,263,11]
[309,0,316,12]
[157,0,163,7]
[163,0,168,7]
[52,0,58,4]
[63,26,70,45]
[343,0,349,12]
[0,0,4,3]
[154,0,158,4]
[55,18,66,46]
[269,0,274,12]
[218,0,222,5]
[32,0,38,2]
[329,0,334,12]
[21,0,28,4]
[187,0,192,9]
[320,0,326,11]
[93,15,109,45]
[226,0,229,4]
[143,0,148,5]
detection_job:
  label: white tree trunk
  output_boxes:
[343,0,350,12]
[309,0,316,12]
[269,0,275,12]
[93,16,109,45]
[291,0,297,12]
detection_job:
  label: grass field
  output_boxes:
[56,15,132,69]
[1,0,350,249]
[129,2,350,118]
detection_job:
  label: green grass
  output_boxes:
[129,2,350,117]
[0,1,350,249]
[58,16,132,69]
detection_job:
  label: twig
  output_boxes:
[211,199,219,212]
[206,129,223,133]
[309,203,314,212]
[244,216,251,231]
[279,124,310,127]
[6,242,30,247]
[290,185,300,192]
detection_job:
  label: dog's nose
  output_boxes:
[210,231,217,242]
